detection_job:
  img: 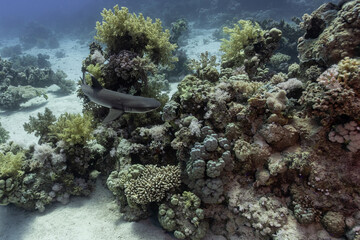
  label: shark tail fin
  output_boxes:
[103,108,124,123]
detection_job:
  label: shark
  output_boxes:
[81,72,161,123]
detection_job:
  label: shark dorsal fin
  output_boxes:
[90,75,103,89]
[103,108,124,123]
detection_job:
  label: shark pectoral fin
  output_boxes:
[103,109,124,123]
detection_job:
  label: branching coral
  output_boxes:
[23,107,57,140]
[188,51,219,81]
[95,5,177,65]
[49,113,94,146]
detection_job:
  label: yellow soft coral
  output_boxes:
[49,113,94,146]
[95,5,177,65]
[220,20,264,66]
[0,152,24,178]
[86,63,105,86]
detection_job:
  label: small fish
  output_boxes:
[81,72,161,123]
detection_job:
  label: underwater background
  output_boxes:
[1,0,360,240]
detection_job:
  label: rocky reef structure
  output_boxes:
[0,56,75,110]
[297,0,360,74]
[2,2,360,240]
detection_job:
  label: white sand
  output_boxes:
[0,181,175,240]
[0,29,223,240]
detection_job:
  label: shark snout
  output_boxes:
[141,98,161,111]
[149,98,161,109]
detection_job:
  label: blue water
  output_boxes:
[0,0,333,38]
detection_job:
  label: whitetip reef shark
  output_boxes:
[81,72,161,123]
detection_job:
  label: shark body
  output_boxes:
[81,73,161,123]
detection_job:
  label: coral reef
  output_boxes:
[0,142,95,212]
[0,85,47,110]
[300,57,360,125]
[3,3,360,240]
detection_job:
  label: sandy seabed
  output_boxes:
[0,28,222,240]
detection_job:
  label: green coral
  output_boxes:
[0,151,24,178]
[23,107,57,139]
[49,113,95,146]
[188,52,219,81]
[220,20,264,66]
[95,5,177,65]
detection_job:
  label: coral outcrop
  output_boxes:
[297,1,360,70]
